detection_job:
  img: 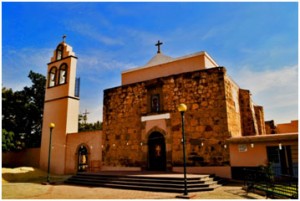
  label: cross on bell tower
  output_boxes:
[155,40,163,54]
[62,35,66,42]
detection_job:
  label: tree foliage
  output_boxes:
[78,114,102,132]
[2,71,46,150]
[2,70,102,151]
[2,129,15,152]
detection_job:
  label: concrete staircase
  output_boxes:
[65,172,224,193]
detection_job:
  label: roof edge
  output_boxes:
[122,51,218,74]
[227,133,298,143]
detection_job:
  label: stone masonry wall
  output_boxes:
[239,89,259,136]
[265,120,276,134]
[103,82,147,167]
[254,106,266,135]
[103,67,244,168]
[167,67,231,166]
[224,75,242,137]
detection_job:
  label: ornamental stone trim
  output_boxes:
[141,113,171,122]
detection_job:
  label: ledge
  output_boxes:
[141,113,170,122]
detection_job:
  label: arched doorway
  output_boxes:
[148,132,166,171]
[77,145,88,172]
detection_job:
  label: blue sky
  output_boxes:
[2,2,298,124]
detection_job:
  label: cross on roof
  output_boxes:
[155,40,163,53]
[82,109,89,124]
[62,35,67,42]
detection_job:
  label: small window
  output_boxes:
[56,45,63,60]
[59,64,67,84]
[151,94,160,113]
[48,67,57,87]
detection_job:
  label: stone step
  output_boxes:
[65,179,216,193]
[72,174,211,184]
[65,172,223,193]
[66,177,217,188]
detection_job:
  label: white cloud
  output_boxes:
[2,46,52,91]
[77,49,138,77]
[122,27,160,45]
[230,65,298,123]
[66,20,123,46]
[201,27,219,41]
[233,65,297,94]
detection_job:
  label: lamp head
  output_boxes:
[178,103,187,112]
[49,123,55,129]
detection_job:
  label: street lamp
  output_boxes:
[47,123,55,183]
[178,103,188,196]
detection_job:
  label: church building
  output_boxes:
[102,40,266,173]
[38,38,297,179]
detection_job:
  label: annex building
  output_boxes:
[33,39,298,179]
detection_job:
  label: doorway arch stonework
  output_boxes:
[148,132,166,170]
[140,118,172,171]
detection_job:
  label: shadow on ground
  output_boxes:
[223,189,263,199]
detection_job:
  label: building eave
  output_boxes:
[227,133,298,144]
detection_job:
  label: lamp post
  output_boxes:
[47,123,55,183]
[178,103,188,196]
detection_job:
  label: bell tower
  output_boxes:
[40,37,79,174]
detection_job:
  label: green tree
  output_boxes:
[78,113,102,132]
[2,71,46,150]
[2,87,16,132]
[21,71,46,147]
[2,129,15,152]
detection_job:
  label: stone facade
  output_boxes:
[239,89,259,136]
[224,75,242,137]
[254,106,266,135]
[265,120,276,134]
[102,66,266,169]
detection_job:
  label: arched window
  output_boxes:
[48,67,57,87]
[59,64,67,84]
[56,44,63,60]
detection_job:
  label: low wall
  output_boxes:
[173,166,232,179]
[2,148,40,168]
[65,130,102,174]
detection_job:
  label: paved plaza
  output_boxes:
[2,181,265,199]
[2,167,265,199]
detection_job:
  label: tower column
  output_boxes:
[40,40,79,174]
